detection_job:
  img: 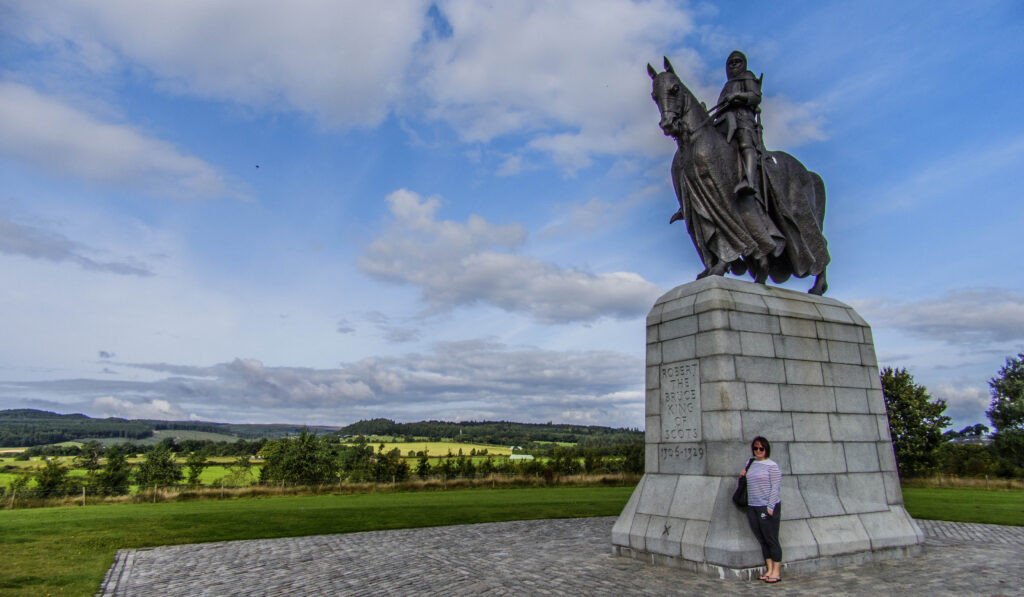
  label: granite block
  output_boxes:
[763,295,821,319]
[739,331,775,357]
[790,442,846,474]
[836,473,888,514]
[735,356,786,383]
[700,381,747,411]
[646,388,659,415]
[703,441,750,476]
[680,519,709,563]
[644,515,684,557]
[829,414,880,441]
[815,303,855,324]
[745,382,781,411]
[792,413,831,441]
[694,288,735,313]
[827,340,862,364]
[774,336,828,361]
[637,474,678,516]
[646,302,664,326]
[729,311,781,334]
[645,416,661,444]
[646,324,658,345]
[741,411,794,442]
[660,295,697,321]
[629,513,653,551]
[647,343,662,366]
[645,443,659,473]
[784,359,824,385]
[779,316,819,338]
[835,387,869,413]
[699,355,735,382]
[660,315,698,341]
[797,474,845,516]
[822,362,872,388]
[697,309,730,331]
[844,442,881,472]
[662,336,696,362]
[702,411,743,441]
[730,291,769,314]
[778,518,819,562]
[612,479,644,546]
[780,385,836,412]
[647,365,660,390]
[668,475,722,522]
[696,329,741,357]
[815,321,864,343]
[859,343,879,367]
[877,443,898,472]
[867,389,887,414]
[858,506,923,550]
[808,515,871,556]
[780,476,810,520]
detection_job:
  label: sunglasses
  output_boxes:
[753,446,765,452]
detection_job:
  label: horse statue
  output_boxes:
[648,57,830,295]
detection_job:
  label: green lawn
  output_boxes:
[902,487,1024,526]
[0,486,633,597]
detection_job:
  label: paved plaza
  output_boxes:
[98,517,1023,596]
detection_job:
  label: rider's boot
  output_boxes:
[734,149,759,196]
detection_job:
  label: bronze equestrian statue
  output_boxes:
[649,54,829,295]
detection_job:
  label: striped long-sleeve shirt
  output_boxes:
[746,458,781,508]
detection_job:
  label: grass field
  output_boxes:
[902,487,1024,526]
[0,486,633,597]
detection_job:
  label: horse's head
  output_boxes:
[648,57,688,137]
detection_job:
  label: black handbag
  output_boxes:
[731,458,755,510]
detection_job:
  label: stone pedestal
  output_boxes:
[611,277,923,578]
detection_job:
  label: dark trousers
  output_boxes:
[746,504,782,561]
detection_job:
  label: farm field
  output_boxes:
[343,440,515,458]
[0,485,633,597]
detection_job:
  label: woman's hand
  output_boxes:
[740,469,747,477]
[767,508,774,517]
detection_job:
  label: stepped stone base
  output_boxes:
[611,277,924,577]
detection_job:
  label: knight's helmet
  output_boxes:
[726,50,747,80]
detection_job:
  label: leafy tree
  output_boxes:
[987,353,1024,476]
[73,441,104,481]
[259,430,340,486]
[415,452,432,479]
[881,367,951,477]
[185,451,207,487]
[36,459,76,497]
[134,446,183,487]
[95,447,132,495]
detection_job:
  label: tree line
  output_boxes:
[883,352,1024,478]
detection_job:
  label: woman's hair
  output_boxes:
[751,436,771,458]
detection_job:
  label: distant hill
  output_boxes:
[0,409,335,447]
[336,418,642,446]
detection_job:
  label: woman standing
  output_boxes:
[740,436,782,583]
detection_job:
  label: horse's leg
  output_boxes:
[808,270,828,295]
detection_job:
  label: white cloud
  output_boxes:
[855,289,1024,346]
[358,189,662,323]
[7,340,645,427]
[93,396,185,420]
[0,82,239,199]
[760,95,827,150]
[419,0,694,168]
[0,216,153,276]
[7,0,429,129]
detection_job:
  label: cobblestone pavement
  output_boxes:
[98,517,1023,597]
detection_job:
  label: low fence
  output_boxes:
[1,472,641,509]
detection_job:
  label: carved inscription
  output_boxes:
[658,442,706,475]
[660,360,701,441]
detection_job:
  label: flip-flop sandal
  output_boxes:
[763,577,782,584]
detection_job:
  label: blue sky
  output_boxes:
[1,1,1021,430]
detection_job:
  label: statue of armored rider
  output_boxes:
[713,50,765,202]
